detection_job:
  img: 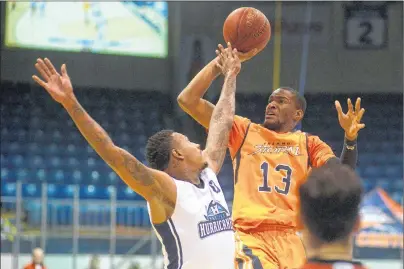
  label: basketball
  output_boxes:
[223,7,271,54]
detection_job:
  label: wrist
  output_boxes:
[344,135,357,148]
[62,94,78,109]
[224,72,237,80]
[345,133,357,142]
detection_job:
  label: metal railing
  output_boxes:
[1,181,160,269]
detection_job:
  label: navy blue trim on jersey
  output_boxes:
[237,244,264,269]
[153,218,183,269]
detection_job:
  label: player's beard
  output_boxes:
[263,119,282,132]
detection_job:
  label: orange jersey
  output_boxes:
[300,259,368,269]
[228,116,335,230]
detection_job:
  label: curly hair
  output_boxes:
[145,130,174,170]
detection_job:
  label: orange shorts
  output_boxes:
[234,227,306,269]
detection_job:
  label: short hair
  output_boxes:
[145,130,174,171]
[299,162,363,243]
[277,87,307,113]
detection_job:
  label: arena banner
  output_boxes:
[354,188,403,260]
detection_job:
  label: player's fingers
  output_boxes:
[35,63,50,82]
[233,48,239,59]
[44,58,59,75]
[227,42,233,57]
[355,97,361,112]
[357,108,365,122]
[61,64,68,77]
[32,75,48,90]
[218,44,225,55]
[215,61,223,70]
[335,100,343,116]
[37,58,52,78]
[347,98,353,113]
[227,42,232,51]
[357,123,366,130]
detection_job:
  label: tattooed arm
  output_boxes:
[32,58,176,223]
[203,44,241,174]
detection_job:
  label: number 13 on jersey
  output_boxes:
[258,162,292,195]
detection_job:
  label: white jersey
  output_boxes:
[148,167,235,269]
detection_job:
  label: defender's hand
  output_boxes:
[215,42,241,77]
[32,58,74,104]
[335,98,365,141]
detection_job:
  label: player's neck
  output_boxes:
[167,166,201,185]
[307,241,353,261]
[263,123,296,134]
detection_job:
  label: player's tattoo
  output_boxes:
[206,74,237,171]
[65,98,153,184]
[121,150,155,186]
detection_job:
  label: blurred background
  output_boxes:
[0,1,402,269]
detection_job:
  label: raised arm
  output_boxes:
[177,49,257,129]
[203,44,241,174]
[309,98,365,169]
[32,58,176,222]
[334,98,365,169]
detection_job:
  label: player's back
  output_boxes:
[148,168,235,269]
[300,259,369,269]
[229,117,324,231]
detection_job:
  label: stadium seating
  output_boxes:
[1,81,403,230]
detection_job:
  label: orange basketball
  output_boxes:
[223,7,271,54]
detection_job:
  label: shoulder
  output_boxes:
[233,115,251,127]
[305,132,327,145]
[201,167,219,180]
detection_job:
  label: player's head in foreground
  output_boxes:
[145,130,207,179]
[32,247,44,265]
[263,87,307,132]
[299,162,363,259]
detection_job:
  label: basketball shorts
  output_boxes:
[234,227,306,269]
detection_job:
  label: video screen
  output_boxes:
[4,1,168,58]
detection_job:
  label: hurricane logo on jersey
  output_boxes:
[198,201,233,239]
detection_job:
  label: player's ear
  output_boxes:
[172,148,185,161]
[294,109,304,122]
[353,215,361,234]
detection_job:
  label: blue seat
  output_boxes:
[79,185,99,199]
[71,170,83,184]
[117,186,140,201]
[22,183,41,198]
[47,184,60,198]
[2,182,16,196]
[107,171,119,185]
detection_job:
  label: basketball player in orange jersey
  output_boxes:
[298,162,367,269]
[177,46,365,269]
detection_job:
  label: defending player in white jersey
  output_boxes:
[32,43,241,269]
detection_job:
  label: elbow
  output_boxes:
[177,92,188,107]
[177,90,196,109]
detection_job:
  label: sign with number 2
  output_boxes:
[344,3,388,49]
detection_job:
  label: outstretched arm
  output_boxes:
[177,49,257,129]
[32,58,176,222]
[203,44,241,174]
[334,98,365,169]
[309,98,364,169]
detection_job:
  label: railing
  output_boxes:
[1,181,160,269]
